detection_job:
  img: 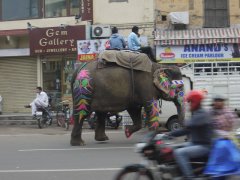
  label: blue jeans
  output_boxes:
[173,142,210,178]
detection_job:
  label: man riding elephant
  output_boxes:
[70,50,185,146]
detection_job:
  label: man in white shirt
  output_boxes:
[25,87,49,117]
[127,26,156,62]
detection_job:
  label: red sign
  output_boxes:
[0,29,28,36]
[29,25,85,55]
[81,0,93,21]
[78,54,96,62]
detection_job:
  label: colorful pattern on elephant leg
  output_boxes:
[177,90,185,112]
[145,99,160,129]
[73,69,92,122]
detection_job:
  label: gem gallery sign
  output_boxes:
[29,25,86,55]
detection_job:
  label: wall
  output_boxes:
[93,0,155,45]
[93,0,154,25]
[155,0,240,29]
[0,17,88,31]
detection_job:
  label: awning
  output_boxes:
[0,29,28,36]
[154,28,240,45]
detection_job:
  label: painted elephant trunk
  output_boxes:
[174,92,185,125]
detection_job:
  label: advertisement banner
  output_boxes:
[77,36,148,62]
[156,43,240,63]
[77,39,110,62]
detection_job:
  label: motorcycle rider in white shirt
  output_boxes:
[25,87,49,118]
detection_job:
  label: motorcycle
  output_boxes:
[35,106,52,129]
[87,112,122,129]
[114,131,239,180]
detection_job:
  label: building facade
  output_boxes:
[0,0,91,113]
[0,0,157,113]
[154,0,240,63]
[2,0,238,113]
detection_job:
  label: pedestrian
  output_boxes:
[25,87,50,119]
[127,26,156,61]
[109,26,126,50]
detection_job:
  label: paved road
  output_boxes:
[0,125,239,180]
[0,125,145,180]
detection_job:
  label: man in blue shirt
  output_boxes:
[127,26,141,50]
[127,26,156,62]
[109,26,126,50]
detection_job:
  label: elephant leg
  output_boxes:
[144,99,160,130]
[70,113,89,146]
[95,112,109,141]
[125,107,142,138]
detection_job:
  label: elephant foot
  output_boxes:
[124,126,134,138]
[70,138,86,146]
[95,134,109,141]
[149,121,160,130]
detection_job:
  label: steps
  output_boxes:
[0,114,38,125]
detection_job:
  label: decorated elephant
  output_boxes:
[70,50,185,146]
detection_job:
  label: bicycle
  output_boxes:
[56,100,71,130]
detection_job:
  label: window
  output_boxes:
[70,0,80,16]
[45,0,67,17]
[45,0,81,18]
[0,0,81,21]
[204,0,229,28]
[189,0,194,10]
[2,0,40,20]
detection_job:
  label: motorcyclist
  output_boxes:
[165,90,214,179]
[211,94,238,139]
[25,86,52,124]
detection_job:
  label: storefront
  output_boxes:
[0,54,37,113]
[29,25,86,111]
[154,28,240,63]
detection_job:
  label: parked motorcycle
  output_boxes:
[35,106,52,129]
[87,112,122,129]
[114,131,238,180]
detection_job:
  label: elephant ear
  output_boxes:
[153,69,172,95]
[153,69,183,98]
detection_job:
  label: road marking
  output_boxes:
[0,130,123,137]
[18,146,133,152]
[0,168,122,173]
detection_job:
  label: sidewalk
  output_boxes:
[0,113,35,125]
[0,124,74,135]
[0,113,89,128]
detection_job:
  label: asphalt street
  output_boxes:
[0,125,239,180]
[0,125,146,180]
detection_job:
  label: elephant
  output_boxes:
[70,50,185,146]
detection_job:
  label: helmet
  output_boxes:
[186,90,204,111]
[186,90,204,103]
[212,94,225,101]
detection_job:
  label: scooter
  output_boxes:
[87,112,122,129]
[114,131,239,180]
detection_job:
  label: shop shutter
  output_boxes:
[0,57,37,113]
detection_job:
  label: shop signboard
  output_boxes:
[29,25,85,56]
[156,43,240,63]
[81,0,93,21]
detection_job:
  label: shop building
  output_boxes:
[0,0,92,113]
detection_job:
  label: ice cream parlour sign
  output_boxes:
[29,25,85,55]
